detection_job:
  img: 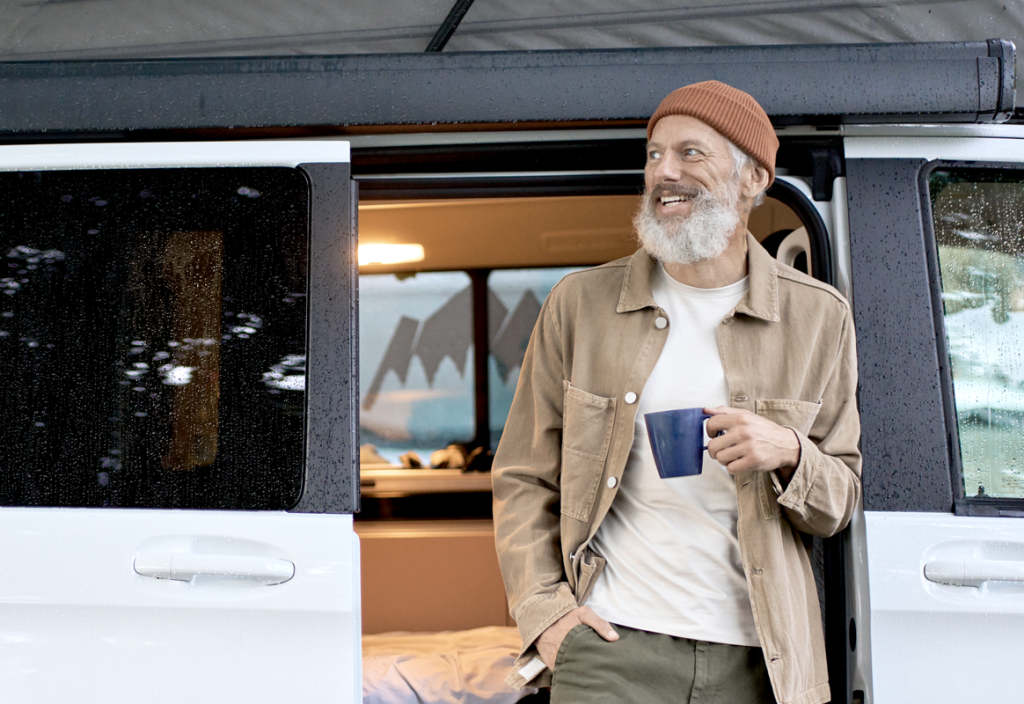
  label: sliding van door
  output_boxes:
[846,136,1024,703]
[0,142,360,704]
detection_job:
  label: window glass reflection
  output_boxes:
[359,272,474,463]
[931,170,1024,499]
[0,168,308,509]
[488,267,582,449]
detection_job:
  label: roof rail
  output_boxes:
[0,40,1015,137]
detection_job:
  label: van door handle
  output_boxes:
[134,552,295,585]
[923,558,1024,587]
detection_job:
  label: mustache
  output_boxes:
[648,183,706,202]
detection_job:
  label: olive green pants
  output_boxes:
[550,624,777,704]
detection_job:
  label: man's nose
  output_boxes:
[651,153,681,183]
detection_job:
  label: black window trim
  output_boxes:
[919,159,1024,518]
[291,162,359,515]
[847,157,952,513]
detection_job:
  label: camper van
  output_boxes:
[0,40,1021,704]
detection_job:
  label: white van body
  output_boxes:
[0,42,1021,704]
[0,141,361,703]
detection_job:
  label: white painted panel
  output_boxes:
[841,125,1024,140]
[845,136,1024,162]
[0,508,359,704]
[0,140,350,170]
[865,511,1024,703]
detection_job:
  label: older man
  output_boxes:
[492,81,862,704]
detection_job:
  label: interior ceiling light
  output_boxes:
[358,243,425,266]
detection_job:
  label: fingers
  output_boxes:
[703,405,744,416]
[704,408,751,437]
[717,449,754,475]
[535,607,618,670]
[706,418,748,460]
[706,419,801,474]
[576,606,619,641]
[706,433,745,473]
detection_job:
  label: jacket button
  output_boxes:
[607,476,618,489]
[624,392,637,404]
[655,316,668,329]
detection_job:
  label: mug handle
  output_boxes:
[701,413,713,451]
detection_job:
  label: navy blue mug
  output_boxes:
[644,407,712,479]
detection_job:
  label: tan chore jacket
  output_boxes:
[492,234,862,704]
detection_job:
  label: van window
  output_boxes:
[930,168,1024,500]
[488,267,583,447]
[359,271,475,462]
[357,266,583,464]
[0,168,309,509]
[356,195,641,468]
[356,191,821,472]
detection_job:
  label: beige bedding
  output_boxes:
[362,626,538,704]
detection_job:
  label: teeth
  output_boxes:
[659,195,690,205]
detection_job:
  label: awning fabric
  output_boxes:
[0,0,1019,68]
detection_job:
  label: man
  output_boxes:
[492,80,861,704]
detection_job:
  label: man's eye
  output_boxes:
[648,150,662,161]
[683,148,700,157]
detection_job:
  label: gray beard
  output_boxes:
[633,181,741,265]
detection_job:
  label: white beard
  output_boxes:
[633,180,741,265]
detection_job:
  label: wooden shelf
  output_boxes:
[360,468,493,497]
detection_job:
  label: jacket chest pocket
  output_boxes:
[561,382,616,522]
[753,398,822,519]
[754,398,821,437]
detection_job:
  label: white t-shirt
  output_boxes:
[584,264,759,647]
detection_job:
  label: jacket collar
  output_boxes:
[616,232,780,323]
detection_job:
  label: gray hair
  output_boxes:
[727,140,767,208]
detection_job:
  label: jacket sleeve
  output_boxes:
[774,305,863,537]
[491,292,579,669]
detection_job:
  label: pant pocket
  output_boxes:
[553,623,590,674]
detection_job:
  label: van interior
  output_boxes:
[354,187,813,636]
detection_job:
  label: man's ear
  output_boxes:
[742,164,770,199]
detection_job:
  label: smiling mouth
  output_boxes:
[658,195,695,206]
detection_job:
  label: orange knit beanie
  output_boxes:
[647,80,779,186]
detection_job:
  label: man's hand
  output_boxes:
[704,406,801,480]
[535,606,618,670]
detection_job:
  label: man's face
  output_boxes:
[643,114,741,219]
[634,114,745,265]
